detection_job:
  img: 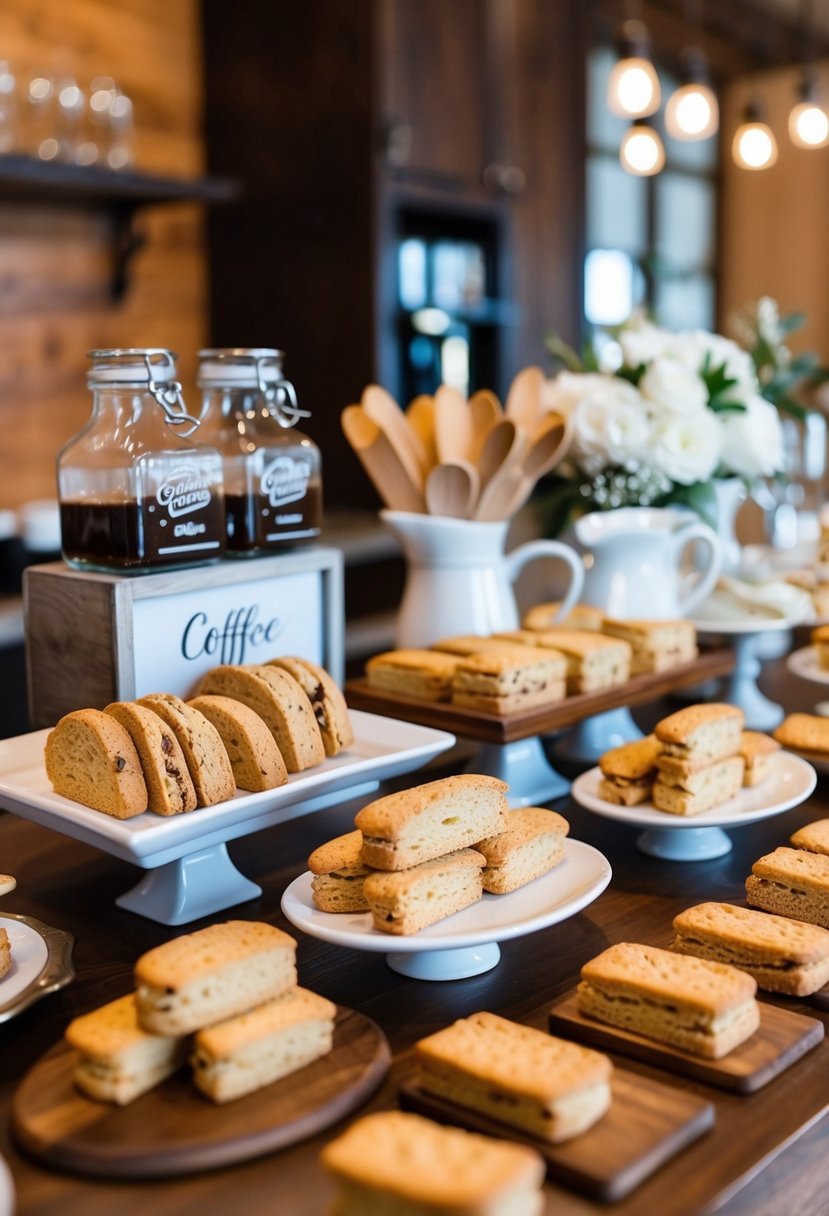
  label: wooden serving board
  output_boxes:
[399,1068,715,1203]
[548,994,823,1094]
[11,1007,389,1179]
[345,648,734,744]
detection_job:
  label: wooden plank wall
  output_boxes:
[0,0,207,508]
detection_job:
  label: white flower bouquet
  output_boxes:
[540,300,823,534]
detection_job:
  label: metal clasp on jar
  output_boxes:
[144,350,202,437]
[255,354,311,429]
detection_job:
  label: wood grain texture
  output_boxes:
[548,994,824,1095]
[11,1007,389,1178]
[0,0,207,509]
[345,648,736,744]
[399,1069,714,1202]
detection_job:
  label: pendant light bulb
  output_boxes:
[732,101,778,170]
[789,70,829,148]
[665,48,719,140]
[620,121,666,176]
[607,19,661,118]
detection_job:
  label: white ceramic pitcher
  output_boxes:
[573,507,722,620]
[382,510,585,647]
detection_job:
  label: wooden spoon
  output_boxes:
[405,395,438,470]
[522,410,570,481]
[474,466,526,522]
[425,460,480,519]
[434,384,474,463]
[479,411,571,521]
[505,366,545,433]
[476,418,526,490]
[362,384,429,486]
[341,405,426,513]
[468,389,501,460]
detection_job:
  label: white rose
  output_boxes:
[673,330,759,398]
[541,371,610,419]
[719,395,784,477]
[652,409,722,485]
[639,357,707,415]
[570,379,650,474]
[618,320,669,369]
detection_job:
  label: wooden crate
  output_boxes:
[24,548,343,728]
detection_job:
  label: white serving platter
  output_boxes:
[788,645,829,686]
[282,838,612,980]
[571,752,816,861]
[0,913,75,1024]
[0,712,455,926]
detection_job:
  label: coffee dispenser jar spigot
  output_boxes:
[58,348,226,571]
[196,348,322,555]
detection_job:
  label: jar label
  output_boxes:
[157,463,216,517]
[143,453,225,561]
[261,455,311,508]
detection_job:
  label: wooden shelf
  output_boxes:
[0,154,241,299]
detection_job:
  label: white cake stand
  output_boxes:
[787,646,829,716]
[571,753,815,861]
[281,839,611,980]
[692,616,801,730]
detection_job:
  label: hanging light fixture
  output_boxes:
[788,1,829,148]
[620,119,666,175]
[665,46,719,141]
[732,100,778,170]
[607,17,661,118]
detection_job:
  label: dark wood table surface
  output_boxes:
[2,653,828,1216]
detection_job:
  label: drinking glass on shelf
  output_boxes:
[106,90,133,169]
[55,76,85,162]
[25,72,58,160]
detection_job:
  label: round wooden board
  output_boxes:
[11,1007,389,1178]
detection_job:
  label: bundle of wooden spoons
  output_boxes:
[341,368,570,521]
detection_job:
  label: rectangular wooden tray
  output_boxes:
[346,647,735,743]
[548,993,824,1094]
[399,1068,714,1203]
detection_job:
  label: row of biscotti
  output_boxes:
[599,704,781,815]
[523,601,698,674]
[308,774,569,934]
[44,656,353,819]
[66,920,335,1106]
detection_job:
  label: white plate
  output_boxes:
[0,1153,12,1216]
[0,913,75,1024]
[281,839,611,980]
[787,646,829,686]
[571,752,816,862]
[0,711,455,867]
[691,614,803,636]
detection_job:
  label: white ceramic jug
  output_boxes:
[381,510,585,647]
[573,507,722,620]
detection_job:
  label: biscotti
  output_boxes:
[362,848,486,935]
[191,986,336,1103]
[774,713,829,755]
[654,704,744,763]
[365,649,459,701]
[195,664,325,771]
[264,656,354,756]
[740,730,781,787]
[523,601,605,632]
[321,1110,546,1216]
[187,694,288,792]
[790,819,829,856]
[598,735,661,806]
[746,847,829,929]
[65,993,187,1105]
[652,754,744,817]
[600,618,697,674]
[451,648,567,714]
[496,628,631,693]
[813,623,829,670]
[578,941,760,1059]
[137,693,235,807]
[105,701,197,816]
[671,901,829,996]
[355,774,509,871]
[474,807,569,893]
[431,635,548,659]
[0,928,10,980]
[135,920,297,1034]
[308,830,371,913]
[415,1010,612,1143]
[45,708,148,819]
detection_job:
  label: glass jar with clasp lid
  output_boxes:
[196,348,322,554]
[58,348,226,571]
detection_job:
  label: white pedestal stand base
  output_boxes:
[116,843,262,925]
[635,826,732,861]
[466,739,569,805]
[386,942,501,980]
[719,632,784,730]
[552,708,643,766]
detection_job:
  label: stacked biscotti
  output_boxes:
[650,704,746,816]
[521,602,698,675]
[44,655,353,819]
[66,920,337,1106]
[308,775,570,934]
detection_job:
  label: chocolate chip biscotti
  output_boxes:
[362,849,486,935]
[105,701,197,816]
[137,693,236,807]
[135,920,297,1035]
[671,901,829,996]
[578,941,760,1059]
[187,694,288,792]
[265,656,354,756]
[355,774,509,871]
[600,618,697,674]
[321,1110,546,1216]
[45,708,148,819]
[746,847,829,929]
[474,807,569,893]
[496,628,631,693]
[451,648,567,714]
[415,1010,612,1143]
